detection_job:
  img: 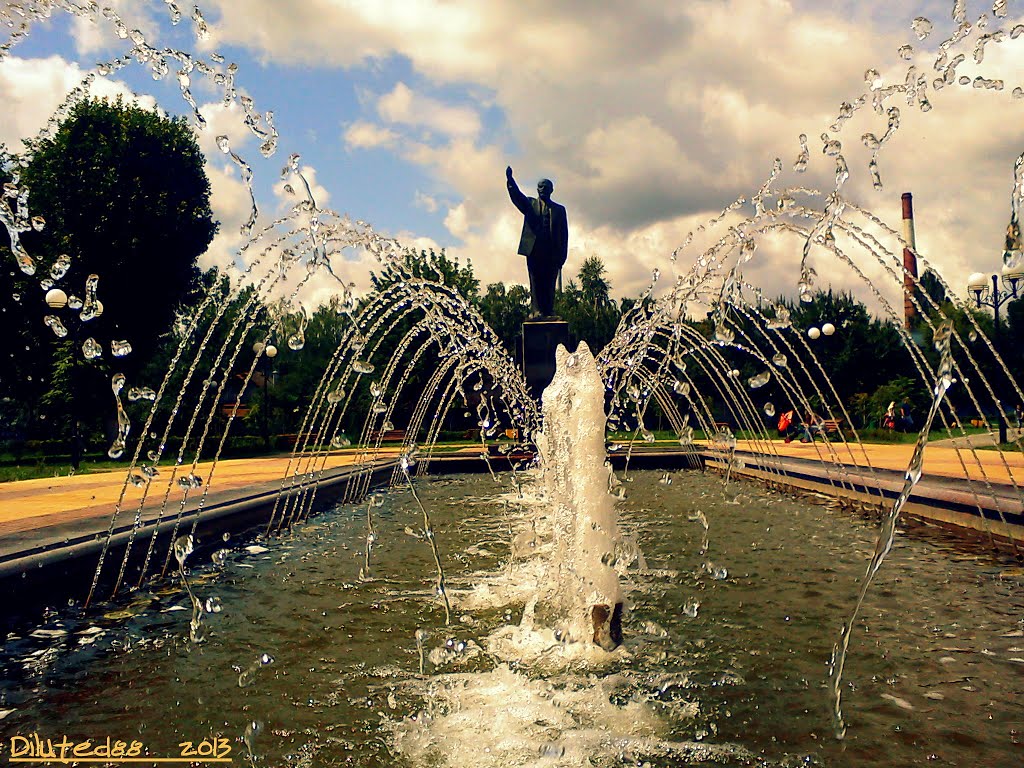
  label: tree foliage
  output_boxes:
[1,97,217,445]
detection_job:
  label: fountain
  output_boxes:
[1,1,1023,766]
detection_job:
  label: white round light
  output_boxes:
[265,344,278,358]
[253,342,266,355]
[967,272,988,292]
[822,322,836,336]
[807,327,821,340]
[1002,261,1024,281]
[45,288,68,309]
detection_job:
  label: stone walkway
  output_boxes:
[0,450,401,538]
[0,441,1020,552]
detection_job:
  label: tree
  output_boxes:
[556,257,621,353]
[577,256,612,309]
[479,282,530,356]
[1,97,217,454]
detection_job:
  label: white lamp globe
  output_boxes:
[807,327,821,340]
[967,272,988,292]
[265,344,278,358]
[1002,261,1024,282]
[45,288,68,309]
[822,322,836,336]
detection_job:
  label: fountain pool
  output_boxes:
[1,470,1021,767]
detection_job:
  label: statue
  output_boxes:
[506,166,568,318]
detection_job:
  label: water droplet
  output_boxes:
[173,535,194,568]
[50,253,71,281]
[82,337,102,360]
[111,339,132,357]
[764,402,776,417]
[177,474,202,489]
[326,387,344,404]
[898,44,913,60]
[30,215,45,231]
[673,380,691,396]
[79,274,101,321]
[912,16,933,39]
[352,360,375,375]
[766,305,791,330]
[704,561,728,580]
[772,352,788,367]
[43,315,68,338]
[682,599,700,618]
[204,596,223,613]
[748,371,771,389]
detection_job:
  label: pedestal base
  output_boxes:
[521,319,570,400]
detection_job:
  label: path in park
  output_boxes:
[0,450,402,539]
[0,441,1020,559]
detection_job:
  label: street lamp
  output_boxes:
[253,342,278,449]
[966,254,1022,445]
[45,288,68,309]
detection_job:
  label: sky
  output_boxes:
[2,0,1023,319]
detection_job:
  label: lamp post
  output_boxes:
[967,260,1023,445]
[253,342,278,449]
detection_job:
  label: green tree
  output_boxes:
[556,257,621,353]
[479,282,530,356]
[1,97,217,455]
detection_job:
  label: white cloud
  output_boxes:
[0,55,156,150]
[414,190,439,213]
[15,1,1024,321]
[343,120,398,150]
[69,1,162,57]
[376,82,481,140]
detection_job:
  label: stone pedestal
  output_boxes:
[521,319,570,400]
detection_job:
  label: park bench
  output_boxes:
[821,418,843,436]
[369,429,407,443]
[276,433,315,448]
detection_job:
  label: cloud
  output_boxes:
[69,1,162,57]
[376,82,481,140]
[343,120,398,150]
[19,0,1024,321]
[0,55,156,150]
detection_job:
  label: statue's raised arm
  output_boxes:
[506,166,531,216]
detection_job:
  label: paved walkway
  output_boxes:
[725,438,1024,486]
[0,450,402,539]
[0,441,1020,547]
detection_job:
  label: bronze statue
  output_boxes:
[506,166,568,318]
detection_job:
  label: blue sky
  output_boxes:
[3,1,1024,314]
